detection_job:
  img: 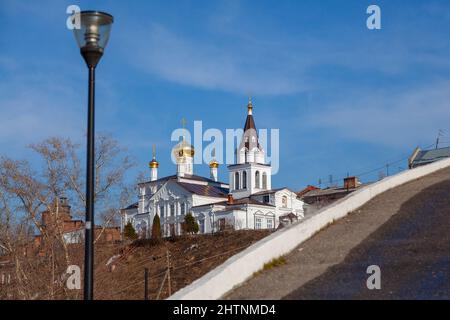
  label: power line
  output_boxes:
[315,141,437,186]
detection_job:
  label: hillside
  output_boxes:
[91,230,270,300]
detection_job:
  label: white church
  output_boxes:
[121,99,305,237]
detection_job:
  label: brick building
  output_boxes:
[34,198,121,249]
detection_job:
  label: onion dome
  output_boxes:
[149,145,159,168]
[209,159,219,168]
[149,158,159,168]
[173,139,195,158]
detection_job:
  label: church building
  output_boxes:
[121,99,305,237]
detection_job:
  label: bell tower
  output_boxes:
[228,98,272,199]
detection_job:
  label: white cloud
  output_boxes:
[305,80,450,147]
[126,24,305,95]
[0,79,84,150]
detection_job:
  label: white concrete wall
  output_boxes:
[168,158,450,300]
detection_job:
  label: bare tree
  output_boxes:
[0,133,137,299]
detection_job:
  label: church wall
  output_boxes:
[191,195,227,208]
[272,190,305,222]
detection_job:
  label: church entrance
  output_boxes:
[218,218,226,231]
[169,223,176,237]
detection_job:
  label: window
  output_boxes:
[255,217,262,230]
[160,205,165,218]
[235,172,240,190]
[199,220,205,234]
[263,195,270,203]
[282,196,288,208]
[262,173,267,189]
[242,171,247,189]
[255,171,260,188]
[170,204,175,216]
[267,219,273,229]
[180,203,186,215]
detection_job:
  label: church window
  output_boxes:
[180,203,186,215]
[242,171,247,189]
[255,171,260,188]
[267,218,274,229]
[262,173,268,189]
[170,204,175,216]
[160,205,165,218]
[282,196,288,208]
[199,219,205,234]
[263,195,270,203]
[235,172,240,190]
[255,217,262,230]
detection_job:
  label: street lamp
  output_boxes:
[73,10,113,300]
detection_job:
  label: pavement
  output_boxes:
[225,167,450,300]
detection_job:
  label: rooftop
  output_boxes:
[410,146,450,167]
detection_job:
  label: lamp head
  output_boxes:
[73,11,113,68]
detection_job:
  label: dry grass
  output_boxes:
[253,256,287,277]
[93,230,270,300]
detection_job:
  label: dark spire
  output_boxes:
[242,97,260,150]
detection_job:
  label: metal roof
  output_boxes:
[177,182,229,198]
[139,174,227,186]
[412,147,450,166]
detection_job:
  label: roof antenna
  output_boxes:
[436,129,445,149]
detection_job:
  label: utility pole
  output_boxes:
[144,267,149,300]
[166,251,171,296]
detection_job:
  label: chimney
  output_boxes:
[227,194,234,205]
[344,176,358,190]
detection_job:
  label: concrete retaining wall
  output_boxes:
[168,158,450,300]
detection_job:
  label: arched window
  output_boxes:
[262,172,267,189]
[242,171,247,189]
[235,172,240,190]
[255,171,260,189]
[282,196,288,208]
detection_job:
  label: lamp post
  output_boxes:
[73,11,113,300]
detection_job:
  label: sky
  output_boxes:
[1,0,450,190]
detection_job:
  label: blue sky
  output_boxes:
[1,0,450,190]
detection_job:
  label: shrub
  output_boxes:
[183,213,199,234]
[151,214,162,239]
[123,222,138,240]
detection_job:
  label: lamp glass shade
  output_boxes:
[73,11,113,50]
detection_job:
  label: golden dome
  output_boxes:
[149,145,159,168]
[149,158,159,168]
[209,159,219,168]
[173,139,195,158]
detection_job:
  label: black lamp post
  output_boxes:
[73,10,113,300]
